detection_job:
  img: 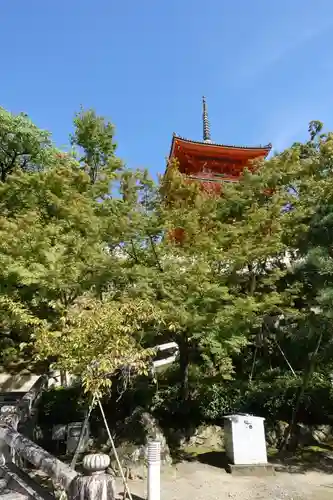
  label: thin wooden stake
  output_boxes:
[275,339,296,377]
[98,398,133,500]
[249,345,258,382]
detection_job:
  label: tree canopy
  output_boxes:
[2,105,333,438]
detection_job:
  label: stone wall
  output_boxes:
[102,408,172,478]
[166,424,224,451]
[265,421,333,448]
[169,421,332,452]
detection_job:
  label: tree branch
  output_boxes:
[148,234,163,272]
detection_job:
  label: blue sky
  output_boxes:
[1,1,333,179]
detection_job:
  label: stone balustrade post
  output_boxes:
[68,453,115,500]
[0,408,20,466]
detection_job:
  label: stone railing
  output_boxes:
[18,375,48,422]
[0,374,48,437]
[0,420,116,500]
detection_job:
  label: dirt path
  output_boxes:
[115,461,333,500]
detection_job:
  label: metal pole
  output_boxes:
[147,440,160,500]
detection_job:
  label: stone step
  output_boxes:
[0,492,28,500]
[0,464,54,500]
[0,479,7,491]
[0,393,24,402]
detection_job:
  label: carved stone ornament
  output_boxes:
[83,453,111,475]
[69,454,115,500]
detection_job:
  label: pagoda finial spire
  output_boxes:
[202,96,212,143]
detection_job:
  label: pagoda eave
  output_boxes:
[169,135,272,162]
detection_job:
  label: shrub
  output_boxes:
[151,371,333,428]
[196,383,242,422]
[38,385,86,427]
[193,372,333,425]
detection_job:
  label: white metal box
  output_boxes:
[224,414,267,465]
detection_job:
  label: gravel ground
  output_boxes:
[115,461,333,500]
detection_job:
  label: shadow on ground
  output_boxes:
[118,494,144,500]
[269,445,333,474]
[171,444,333,475]
[191,451,229,470]
[171,448,229,470]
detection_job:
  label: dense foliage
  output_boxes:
[2,107,333,441]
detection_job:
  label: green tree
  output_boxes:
[278,127,333,447]
[0,158,106,367]
[6,103,333,429]
[35,296,157,396]
[106,160,294,402]
[0,107,52,182]
[215,122,333,445]
[70,108,122,184]
[0,107,157,391]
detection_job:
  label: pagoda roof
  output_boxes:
[169,134,272,160]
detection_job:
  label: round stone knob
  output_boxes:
[83,453,111,475]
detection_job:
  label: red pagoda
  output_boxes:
[166,97,272,196]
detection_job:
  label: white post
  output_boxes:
[147,440,161,500]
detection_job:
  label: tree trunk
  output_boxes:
[179,334,190,402]
[60,370,68,388]
[279,331,323,451]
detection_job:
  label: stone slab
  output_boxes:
[0,374,40,393]
[226,463,275,476]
